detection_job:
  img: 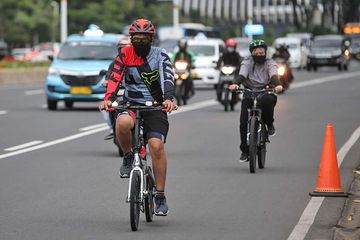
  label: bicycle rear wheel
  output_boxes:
[249,117,258,173]
[144,167,155,222]
[258,124,267,169]
[130,171,141,231]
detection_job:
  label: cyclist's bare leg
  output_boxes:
[148,138,167,191]
[116,115,134,154]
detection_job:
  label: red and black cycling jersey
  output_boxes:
[105,45,175,104]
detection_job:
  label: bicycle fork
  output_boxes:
[126,153,144,203]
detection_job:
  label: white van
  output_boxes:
[186,38,225,87]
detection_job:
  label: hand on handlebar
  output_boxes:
[274,85,283,93]
[98,100,113,111]
[228,84,239,91]
[162,99,178,113]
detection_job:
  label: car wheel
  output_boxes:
[313,65,318,71]
[47,99,57,110]
[344,64,348,71]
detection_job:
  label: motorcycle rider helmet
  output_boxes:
[128,19,155,37]
[225,39,238,48]
[225,39,237,53]
[249,39,267,64]
[249,39,267,54]
[178,39,187,51]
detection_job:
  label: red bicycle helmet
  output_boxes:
[225,39,238,48]
[128,19,156,36]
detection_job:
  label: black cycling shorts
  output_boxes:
[117,110,169,142]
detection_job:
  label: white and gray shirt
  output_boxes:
[239,57,278,89]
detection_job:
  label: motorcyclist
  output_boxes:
[229,39,283,162]
[101,36,132,140]
[272,43,294,83]
[216,38,243,101]
[98,19,177,216]
[171,39,195,98]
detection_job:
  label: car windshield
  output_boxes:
[313,39,341,48]
[187,45,215,56]
[57,41,117,60]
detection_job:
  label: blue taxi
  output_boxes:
[45,29,123,110]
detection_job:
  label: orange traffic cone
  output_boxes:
[309,123,348,197]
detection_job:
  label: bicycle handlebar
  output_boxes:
[112,101,164,111]
[233,88,275,94]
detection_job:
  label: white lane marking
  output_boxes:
[0,110,8,115]
[4,141,43,151]
[287,125,360,240]
[25,89,44,95]
[79,123,108,131]
[170,99,218,115]
[291,71,360,89]
[0,127,109,160]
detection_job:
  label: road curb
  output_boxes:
[334,170,360,239]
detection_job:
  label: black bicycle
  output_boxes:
[113,101,162,231]
[235,88,275,173]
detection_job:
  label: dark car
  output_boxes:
[307,35,351,71]
[349,35,360,61]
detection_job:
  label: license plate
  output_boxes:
[70,87,92,94]
[191,72,198,78]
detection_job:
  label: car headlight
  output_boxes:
[48,67,60,76]
[221,66,235,75]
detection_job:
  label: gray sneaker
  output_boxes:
[119,154,134,178]
[154,195,168,216]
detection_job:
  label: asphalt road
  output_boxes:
[0,62,360,240]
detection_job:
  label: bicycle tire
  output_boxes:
[144,167,155,222]
[258,124,266,169]
[249,117,258,173]
[224,88,229,112]
[130,171,141,231]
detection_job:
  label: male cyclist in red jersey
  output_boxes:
[99,19,177,216]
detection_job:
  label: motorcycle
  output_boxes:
[274,58,292,92]
[99,69,124,157]
[173,60,190,106]
[217,65,238,111]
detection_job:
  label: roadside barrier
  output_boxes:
[310,123,348,197]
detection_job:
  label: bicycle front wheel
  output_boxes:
[258,124,267,169]
[249,117,258,173]
[144,167,155,222]
[130,171,141,231]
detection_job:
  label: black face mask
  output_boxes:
[253,55,266,64]
[133,42,151,58]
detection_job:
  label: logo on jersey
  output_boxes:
[141,70,160,86]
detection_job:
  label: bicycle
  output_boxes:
[112,101,163,231]
[234,88,275,173]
